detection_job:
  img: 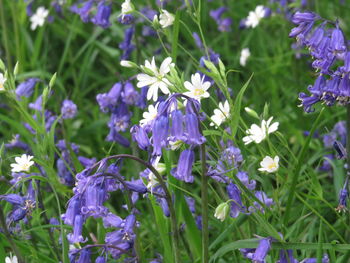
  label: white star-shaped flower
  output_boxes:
[10,154,34,173]
[184,73,211,102]
[0,73,7,91]
[5,254,18,263]
[121,0,134,18]
[240,48,251,66]
[30,7,49,31]
[243,117,279,145]
[258,156,279,173]
[159,10,175,28]
[245,5,266,28]
[139,103,159,127]
[210,100,230,128]
[137,57,174,101]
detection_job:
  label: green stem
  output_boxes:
[201,144,209,263]
[0,205,24,263]
[346,105,350,175]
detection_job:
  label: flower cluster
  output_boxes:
[289,12,350,112]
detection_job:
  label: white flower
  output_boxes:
[120,60,134,67]
[210,100,230,128]
[0,73,7,91]
[5,254,18,263]
[159,10,175,28]
[240,48,251,66]
[146,156,166,192]
[258,156,279,173]
[10,154,34,173]
[137,57,174,101]
[121,0,133,18]
[245,5,266,28]
[30,7,49,31]
[242,117,279,145]
[214,202,229,222]
[184,73,211,101]
[140,103,159,126]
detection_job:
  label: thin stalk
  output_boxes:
[201,144,209,263]
[346,105,350,175]
[0,205,24,263]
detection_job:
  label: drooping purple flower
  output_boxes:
[103,212,123,228]
[151,115,169,156]
[184,113,205,146]
[170,110,184,142]
[16,78,39,98]
[29,95,43,111]
[131,125,150,151]
[252,237,272,263]
[96,82,123,113]
[125,179,147,194]
[77,248,91,263]
[209,7,227,21]
[118,14,134,25]
[236,171,256,190]
[62,195,81,225]
[252,191,274,212]
[70,0,94,23]
[121,82,139,105]
[91,1,111,28]
[119,27,135,60]
[291,11,319,24]
[171,149,195,183]
[301,254,329,263]
[277,249,298,263]
[61,99,78,119]
[67,214,87,243]
[81,179,108,218]
[218,18,232,32]
[227,183,244,218]
[5,134,29,150]
[107,103,131,133]
[95,256,106,263]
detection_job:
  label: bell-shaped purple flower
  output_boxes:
[298,92,320,113]
[209,7,227,21]
[103,212,123,228]
[95,256,106,263]
[61,99,78,119]
[184,113,205,145]
[330,26,346,55]
[16,78,39,98]
[237,171,256,190]
[172,149,195,183]
[91,1,111,28]
[125,179,148,194]
[170,110,184,141]
[122,82,139,105]
[131,125,150,151]
[227,183,244,218]
[67,214,87,244]
[62,195,81,225]
[218,18,232,32]
[96,82,123,113]
[252,237,272,262]
[77,248,91,263]
[151,116,169,156]
[291,11,318,24]
[277,249,298,263]
[70,0,94,23]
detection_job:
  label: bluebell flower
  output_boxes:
[227,183,244,218]
[237,171,256,190]
[151,115,169,156]
[62,195,81,225]
[119,27,135,60]
[301,254,329,263]
[61,99,78,119]
[121,82,139,105]
[16,78,39,99]
[291,11,319,24]
[171,149,195,183]
[29,95,43,111]
[209,7,227,21]
[103,212,123,228]
[67,214,87,243]
[218,18,232,32]
[252,191,274,213]
[95,256,106,263]
[252,237,272,263]
[70,0,94,23]
[184,113,205,146]
[77,248,91,263]
[277,249,298,263]
[106,129,130,147]
[96,82,123,113]
[5,134,29,150]
[91,1,111,28]
[118,14,134,25]
[125,179,148,193]
[131,125,150,151]
[57,158,75,186]
[107,103,131,133]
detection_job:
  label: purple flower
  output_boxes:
[119,27,135,60]
[70,0,94,23]
[121,82,139,105]
[62,195,81,225]
[151,116,169,156]
[5,134,29,150]
[252,191,274,212]
[96,82,123,113]
[125,179,147,193]
[95,256,106,263]
[291,11,318,24]
[67,214,87,243]
[171,149,195,183]
[184,113,205,146]
[77,248,91,263]
[61,99,78,119]
[29,95,43,111]
[108,103,131,133]
[237,171,256,190]
[227,183,244,218]
[103,212,123,228]
[16,78,39,98]
[131,125,150,151]
[209,7,227,21]
[277,249,298,263]
[218,18,232,32]
[252,237,272,262]
[91,1,111,28]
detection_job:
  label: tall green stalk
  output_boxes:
[201,144,209,263]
